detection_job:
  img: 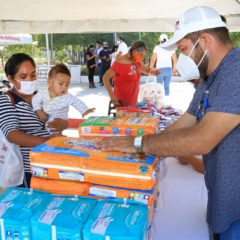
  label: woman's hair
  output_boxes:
[87,44,95,51]
[4,53,36,78]
[48,63,71,79]
[112,44,118,52]
[129,41,147,55]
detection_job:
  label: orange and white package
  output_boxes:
[30,137,158,190]
[111,117,158,136]
[30,177,90,196]
[88,184,157,207]
[30,176,157,207]
[79,116,158,138]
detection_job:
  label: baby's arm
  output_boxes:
[32,91,49,122]
[82,108,96,118]
[69,94,95,118]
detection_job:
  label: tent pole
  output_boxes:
[45,33,50,68]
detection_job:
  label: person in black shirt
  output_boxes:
[99,42,112,86]
[86,44,97,88]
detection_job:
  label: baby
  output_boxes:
[32,63,95,129]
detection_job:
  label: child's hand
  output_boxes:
[82,108,96,118]
[36,110,48,122]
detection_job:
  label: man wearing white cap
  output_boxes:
[150,33,177,96]
[100,6,240,240]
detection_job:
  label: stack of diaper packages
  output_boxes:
[0,187,50,240]
[30,136,161,238]
[0,187,151,240]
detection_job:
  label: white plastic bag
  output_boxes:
[139,76,164,106]
[0,129,24,188]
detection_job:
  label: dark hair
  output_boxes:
[87,44,95,51]
[129,41,147,55]
[48,63,71,79]
[185,27,232,45]
[4,53,36,78]
[119,36,124,41]
[112,44,118,52]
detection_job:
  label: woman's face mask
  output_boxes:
[133,52,145,63]
[176,39,208,81]
[14,79,38,95]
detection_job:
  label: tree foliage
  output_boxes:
[0,32,239,67]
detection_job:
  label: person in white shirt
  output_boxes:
[116,36,128,59]
[32,63,95,130]
[150,34,177,96]
[95,41,103,84]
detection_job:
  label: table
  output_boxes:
[152,157,209,240]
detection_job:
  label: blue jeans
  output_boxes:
[97,63,103,83]
[217,220,240,240]
[157,67,172,96]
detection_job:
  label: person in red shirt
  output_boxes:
[103,41,159,106]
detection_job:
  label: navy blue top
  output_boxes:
[187,48,240,233]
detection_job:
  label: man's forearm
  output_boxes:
[142,127,209,157]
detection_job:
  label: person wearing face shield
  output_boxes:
[99,6,240,240]
[102,40,159,107]
[0,53,68,188]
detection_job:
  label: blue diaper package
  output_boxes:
[31,195,98,240]
[0,187,50,240]
[82,200,149,240]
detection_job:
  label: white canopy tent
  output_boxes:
[0,0,239,34]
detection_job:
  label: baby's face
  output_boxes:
[49,73,70,97]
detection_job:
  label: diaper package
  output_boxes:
[78,116,158,137]
[30,177,90,196]
[30,177,157,207]
[82,200,149,240]
[89,184,157,207]
[0,187,50,240]
[31,195,98,240]
[30,137,157,190]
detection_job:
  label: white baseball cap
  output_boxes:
[159,34,168,42]
[161,6,226,49]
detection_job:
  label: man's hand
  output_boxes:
[96,136,136,153]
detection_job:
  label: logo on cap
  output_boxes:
[175,20,180,30]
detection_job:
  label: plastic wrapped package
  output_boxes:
[30,137,158,190]
[78,116,158,138]
[0,187,50,240]
[31,195,97,240]
[82,200,149,240]
[30,177,90,196]
[30,177,158,208]
[116,107,152,118]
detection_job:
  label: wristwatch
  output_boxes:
[133,136,144,154]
